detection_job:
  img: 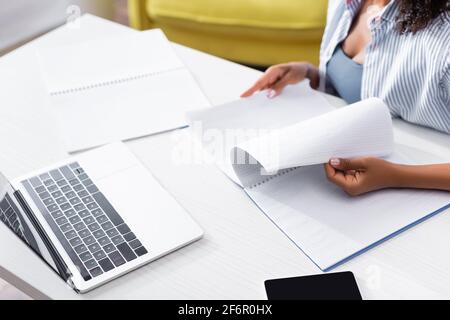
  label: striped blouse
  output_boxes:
[319,0,450,134]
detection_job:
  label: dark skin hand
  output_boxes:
[240,62,320,99]
[240,1,390,99]
[325,157,450,196]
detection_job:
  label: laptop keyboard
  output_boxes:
[21,162,148,281]
[0,194,27,243]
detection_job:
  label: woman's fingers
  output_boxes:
[324,163,348,188]
[326,157,398,196]
[241,74,289,98]
[325,163,364,195]
[329,158,367,171]
[241,77,268,97]
[269,77,290,98]
[241,67,286,98]
[262,69,299,98]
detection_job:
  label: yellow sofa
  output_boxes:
[128,0,327,66]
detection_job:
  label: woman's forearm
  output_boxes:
[391,163,450,191]
[305,63,320,90]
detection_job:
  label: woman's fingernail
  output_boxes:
[330,158,340,166]
[267,90,276,99]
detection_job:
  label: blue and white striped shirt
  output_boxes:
[319,0,450,134]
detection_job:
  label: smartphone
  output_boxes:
[265,271,362,300]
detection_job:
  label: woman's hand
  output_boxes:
[325,157,450,196]
[324,157,398,196]
[241,62,319,98]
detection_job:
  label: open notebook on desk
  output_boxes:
[37,29,210,152]
[187,83,450,271]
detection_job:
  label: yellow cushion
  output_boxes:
[128,0,327,66]
[146,0,326,30]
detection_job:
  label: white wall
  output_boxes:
[0,0,115,51]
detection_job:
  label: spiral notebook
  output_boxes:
[37,29,210,152]
[187,83,450,271]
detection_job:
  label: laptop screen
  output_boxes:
[0,173,61,277]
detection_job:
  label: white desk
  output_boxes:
[1,15,449,300]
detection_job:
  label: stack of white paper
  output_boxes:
[37,29,210,152]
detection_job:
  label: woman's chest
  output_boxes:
[342,6,379,64]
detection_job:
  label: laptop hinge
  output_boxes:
[14,189,73,283]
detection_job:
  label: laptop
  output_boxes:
[0,142,203,293]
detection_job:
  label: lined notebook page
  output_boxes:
[187,83,335,185]
[232,98,394,179]
[245,144,450,270]
[50,69,210,152]
[37,29,184,95]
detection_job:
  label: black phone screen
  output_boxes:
[265,271,362,300]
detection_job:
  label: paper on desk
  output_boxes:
[187,82,336,184]
[232,98,394,187]
[37,29,184,94]
[37,29,210,152]
[245,144,450,270]
[187,83,394,187]
[188,81,450,271]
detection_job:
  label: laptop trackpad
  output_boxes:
[94,164,203,257]
[77,143,140,182]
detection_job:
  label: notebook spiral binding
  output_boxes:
[248,167,299,189]
[49,66,185,96]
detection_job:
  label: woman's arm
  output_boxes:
[392,163,450,190]
[324,157,450,196]
[241,62,320,98]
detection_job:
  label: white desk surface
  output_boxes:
[0,15,449,300]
